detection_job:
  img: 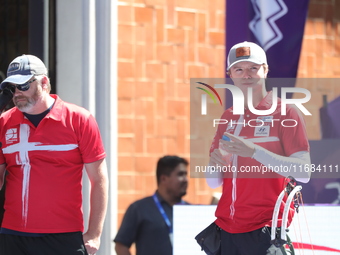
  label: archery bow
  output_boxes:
[271,176,302,254]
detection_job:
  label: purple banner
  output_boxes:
[320,96,340,139]
[226,0,309,79]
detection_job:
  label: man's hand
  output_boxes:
[220,132,255,158]
[209,148,228,166]
[83,233,100,255]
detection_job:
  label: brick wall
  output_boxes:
[117,0,340,230]
[298,0,340,139]
[298,0,340,78]
[117,0,226,226]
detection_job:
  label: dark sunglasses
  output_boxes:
[10,78,37,92]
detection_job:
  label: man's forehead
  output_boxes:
[231,61,262,68]
[173,163,188,172]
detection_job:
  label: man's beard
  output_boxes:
[168,186,187,201]
[14,87,40,113]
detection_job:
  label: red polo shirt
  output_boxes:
[210,92,309,233]
[0,95,106,233]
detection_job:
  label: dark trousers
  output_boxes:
[0,231,88,255]
[220,227,286,255]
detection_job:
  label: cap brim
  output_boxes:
[227,59,264,71]
[0,74,34,89]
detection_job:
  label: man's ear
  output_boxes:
[263,64,269,76]
[159,174,168,184]
[40,75,49,89]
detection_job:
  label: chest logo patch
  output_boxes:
[254,126,270,136]
[5,128,18,144]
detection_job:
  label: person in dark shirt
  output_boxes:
[114,155,189,255]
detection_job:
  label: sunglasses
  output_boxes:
[10,78,37,92]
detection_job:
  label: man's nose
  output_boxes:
[13,87,21,94]
[242,69,251,79]
[182,175,188,183]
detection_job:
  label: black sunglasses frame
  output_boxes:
[10,78,37,92]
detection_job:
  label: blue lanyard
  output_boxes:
[153,193,172,234]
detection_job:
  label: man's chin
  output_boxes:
[16,104,32,113]
[179,191,187,198]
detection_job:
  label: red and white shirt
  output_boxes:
[210,92,309,233]
[0,95,106,233]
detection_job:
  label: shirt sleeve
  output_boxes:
[75,113,106,163]
[279,105,310,157]
[114,202,139,247]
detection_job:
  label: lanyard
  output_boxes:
[152,193,172,234]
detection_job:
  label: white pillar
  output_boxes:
[95,0,118,254]
[56,0,118,254]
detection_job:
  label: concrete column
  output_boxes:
[56,0,118,254]
[95,0,118,254]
